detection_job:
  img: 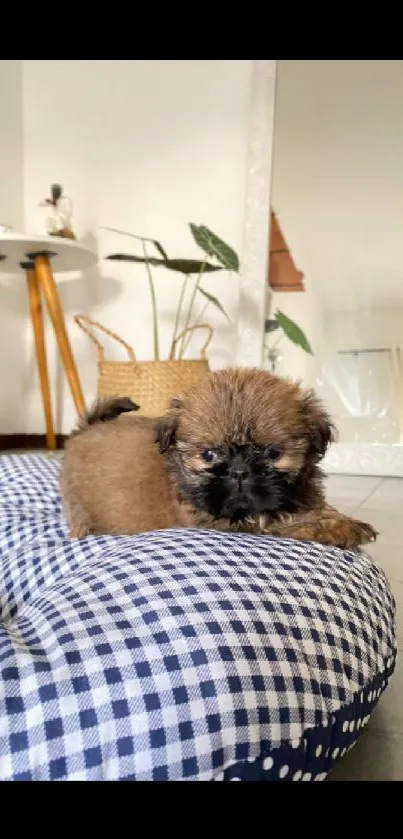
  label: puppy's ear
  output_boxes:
[301,391,337,459]
[155,416,177,453]
[154,396,183,454]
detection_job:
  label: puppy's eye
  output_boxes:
[267,446,282,461]
[200,449,218,464]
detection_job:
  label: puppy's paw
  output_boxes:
[339,518,378,549]
[70,523,91,539]
[260,508,378,551]
[314,510,378,549]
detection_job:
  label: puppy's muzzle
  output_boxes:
[229,457,250,489]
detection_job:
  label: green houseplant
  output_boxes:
[102,222,313,364]
[102,224,237,361]
[264,310,313,372]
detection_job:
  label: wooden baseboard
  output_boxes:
[0,434,66,451]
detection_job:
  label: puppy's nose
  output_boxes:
[230,465,249,484]
[233,468,248,478]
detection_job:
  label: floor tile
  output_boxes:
[355,508,403,547]
[328,729,403,781]
[325,475,382,514]
[366,541,403,585]
[360,478,403,511]
[367,656,402,733]
[325,475,381,497]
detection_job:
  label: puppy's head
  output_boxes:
[155,369,335,522]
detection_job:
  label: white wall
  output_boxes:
[270,59,403,401]
[19,60,255,434]
[0,60,26,433]
[272,60,403,313]
[269,60,327,387]
[0,61,24,230]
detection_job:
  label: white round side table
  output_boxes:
[0,233,98,450]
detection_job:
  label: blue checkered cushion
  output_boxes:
[0,454,397,781]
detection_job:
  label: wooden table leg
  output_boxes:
[33,253,86,417]
[25,263,57,451]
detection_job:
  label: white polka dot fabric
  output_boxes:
[0,454,397,781]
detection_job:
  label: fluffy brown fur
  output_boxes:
[60,369,377,549]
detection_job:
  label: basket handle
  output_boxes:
[169,323,214,361]
[74,314,136,362]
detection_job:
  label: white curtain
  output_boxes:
[316,342,402,444]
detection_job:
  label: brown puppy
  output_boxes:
[60,369,377,549]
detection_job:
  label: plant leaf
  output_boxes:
[106,253,161,264]
[264,318,280,334]
[198,287,231,323]
[105,253,224,275]
[274,309,313,354]
[164,259,223,275]
[99,226,168,259]
[189,223,240,272]
[153,240,168,260]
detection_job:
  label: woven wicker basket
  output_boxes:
[75,315,213,417]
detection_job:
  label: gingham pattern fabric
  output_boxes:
[0,454,397,781]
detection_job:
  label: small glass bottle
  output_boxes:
[39,184,75,239]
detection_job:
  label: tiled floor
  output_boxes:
[325,474,402,781]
